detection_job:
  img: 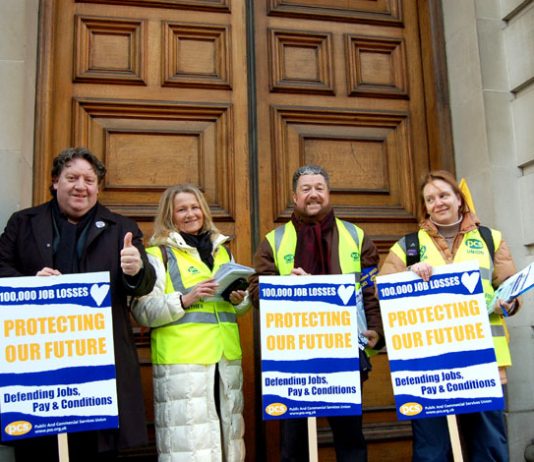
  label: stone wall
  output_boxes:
[0,0,38,227]
[442,0,534,460]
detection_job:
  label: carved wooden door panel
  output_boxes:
[35,0,256,457]
[36,0,452,460]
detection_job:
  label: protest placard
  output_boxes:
[376,260,503,420]
[259,274,362,420]
[0,272,118,441]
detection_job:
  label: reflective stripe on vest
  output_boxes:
[165,310,238,326]
[395,228,510,366]
[146,245,242,365]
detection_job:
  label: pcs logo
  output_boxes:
[399,402,423,417]
[465,239,483,250]
[265,402,288,417]
[5,420,32,436]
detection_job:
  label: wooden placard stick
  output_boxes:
[307,417,319,462]
[447,415,464,462]
[57,433,69,462]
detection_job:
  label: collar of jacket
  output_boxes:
[164,230,230,253]
[420,212,480,237]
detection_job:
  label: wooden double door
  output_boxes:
[35,0,453,460]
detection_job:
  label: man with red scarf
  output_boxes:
[249,165,383,462]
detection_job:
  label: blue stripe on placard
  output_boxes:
[395,394,504,406]
[262,395,361,420]
[263,395,359,409]
[389,348,496,373]
[262,357,359,374]
[0,365,116,387]
[259,283,356,306]
[0,283,111,308]
[394,395,504,420]
[2,413,119,441]
[377,271,483,300]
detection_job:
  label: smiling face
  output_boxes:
[423,179,462,225]
[53,158,99,222]
[173,192,204,234]
[292,173,331,219]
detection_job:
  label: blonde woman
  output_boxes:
[132,184,249,461]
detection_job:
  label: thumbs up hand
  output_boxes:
[121,232,143,276]
[123,232,133,248]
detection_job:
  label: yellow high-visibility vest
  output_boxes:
[147,244,242,365]
[390,227,511,366]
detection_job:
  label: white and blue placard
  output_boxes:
[0,272,118,441]
[376,261,503,420]
[259,274,361,420]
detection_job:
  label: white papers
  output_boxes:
[491,261,534,309]
[213,262,254,296]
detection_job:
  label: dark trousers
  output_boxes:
[411,411,508,462]
[13,432,118,462]
[281,415,367,462]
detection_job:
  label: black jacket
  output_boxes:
[0,201,156,451]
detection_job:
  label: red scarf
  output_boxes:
[291,210,335,275]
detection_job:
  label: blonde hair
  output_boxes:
[418,170,469,221]
[151,184,219,245]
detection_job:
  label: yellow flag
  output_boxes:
[459,178,476,215]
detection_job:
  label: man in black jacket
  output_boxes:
[0,147,156,461]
